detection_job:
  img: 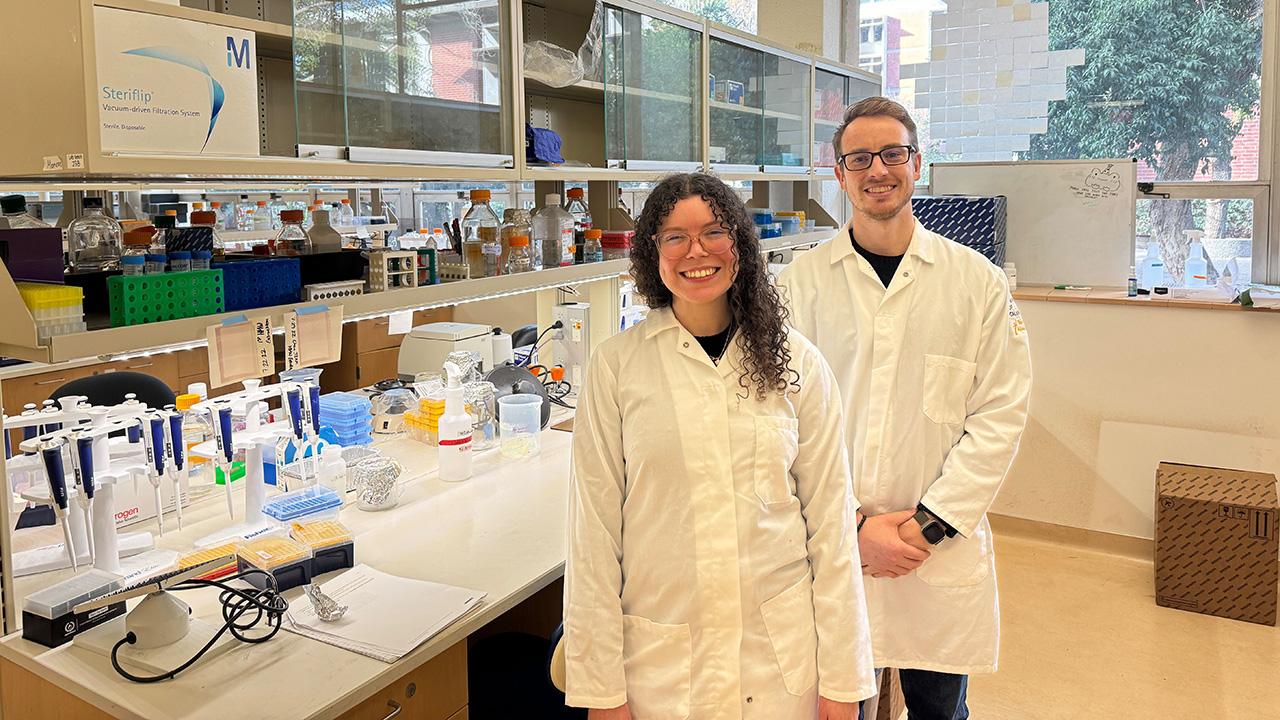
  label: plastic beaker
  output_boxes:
[498,394,542,459]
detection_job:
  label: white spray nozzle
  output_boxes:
[443,362,463,388]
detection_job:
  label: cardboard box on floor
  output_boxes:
[1155,462,1278,626]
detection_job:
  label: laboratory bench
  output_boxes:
[0,421,575,720]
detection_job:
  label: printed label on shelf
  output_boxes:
[42,156,64,171]
[66,154,85,170]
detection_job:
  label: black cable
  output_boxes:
[109,569,288,683]
[517,321,564,366]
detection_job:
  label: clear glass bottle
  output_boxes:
[461,189,500,279]
[505,235,533,274]
[500,208,534,272]
[150,215,176,254]
[267,194,287,229]
[337,198,356,226]
[235,194,252,231]
[252,200,272,231]
[67,197,122,272]
[533,195,575,269]
[122,227,152,258]
[276,209,312,255]
[1,194,50,229]
[582,228,604,264]
[565,187,592,232]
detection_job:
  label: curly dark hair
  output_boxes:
[630,173,797,399]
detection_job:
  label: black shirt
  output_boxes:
[695,325,734,364]
[851,228,904,288]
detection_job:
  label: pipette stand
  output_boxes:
[13,478,157,577]
[194,438,278,548]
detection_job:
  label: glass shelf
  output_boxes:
[814,64,882,168]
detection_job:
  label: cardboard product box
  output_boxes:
[912,195,1008,266]
[1155,462,1278,626]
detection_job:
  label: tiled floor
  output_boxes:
[968,530,1279,719]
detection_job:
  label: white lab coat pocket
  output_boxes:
[754,416,800,505]
[922,354,977,425]
[759,575,819,696]
[915,521,992,587]
[622,615,692,719]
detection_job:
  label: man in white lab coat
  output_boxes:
[778,97,1032,719]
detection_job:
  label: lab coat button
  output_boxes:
[746,697,753,704]
[683,342,689,348]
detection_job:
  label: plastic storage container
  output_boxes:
[120,255,145,276]
[498,393,542,459]
[107,270,225,327]
[16,282,86,342]
[212,258,301,311]
[319,391,374,446]
[168,251,192,273]
[236,533,314,592]
[602,230,634,260]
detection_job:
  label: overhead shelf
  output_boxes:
[0,231,833,365]
[709,100,805,122]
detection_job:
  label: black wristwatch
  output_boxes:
[913,509,947,545]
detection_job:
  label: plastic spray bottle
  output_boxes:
[438,362,474,482]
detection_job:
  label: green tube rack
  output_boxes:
[107,270,225,327]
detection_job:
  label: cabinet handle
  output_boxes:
[34,377,68,386]
[126,362,155,370]
[380,700,403,719]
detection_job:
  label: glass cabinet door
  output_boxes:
[709,37,764,172]
[294,0,348,152]
[293,0,512,167]
[814,68,847,168]
[761,53,809,172]
[603,6,702,170]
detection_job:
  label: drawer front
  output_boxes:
[356,347,401,386]
[176,347,209,378]
[355,307,455,353]
[94,353,180,389]
[2,366,95,415]
[336,641,467,720]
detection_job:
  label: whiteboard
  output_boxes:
[930,159,1136,287]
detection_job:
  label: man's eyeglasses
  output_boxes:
[837,145,917,172]
[656,226,734,259]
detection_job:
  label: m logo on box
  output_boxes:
[226,36,251,69]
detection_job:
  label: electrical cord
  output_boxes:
[109,569,288,683]
[518,321,564,366]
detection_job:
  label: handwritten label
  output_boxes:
[66,154,85,170]
[253,317,275,376]
[285,312,302,371]
[42,156,64,171]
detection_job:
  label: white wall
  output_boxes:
[995,300,1280,539]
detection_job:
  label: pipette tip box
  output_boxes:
[236,534,314,592]
[22,569,125,648]
[290,520,355,576]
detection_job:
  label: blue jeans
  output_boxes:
[860,669,969,720]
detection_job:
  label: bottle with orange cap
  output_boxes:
[506,235,533,274]
[461,189,499,279]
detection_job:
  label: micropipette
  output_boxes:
[40,443,78,571]
[209,405,235,518]
[306,385,322,485]
[168,412,185,531]
[284,387,306,489]
[144,416,167,537]
[70,434,96,563]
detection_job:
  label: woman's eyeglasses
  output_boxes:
[656,227,734,259]
[837,145,916,172]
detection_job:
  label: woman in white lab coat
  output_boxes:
[564,173,876,720]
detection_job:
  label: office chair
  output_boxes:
[50,371,176,411]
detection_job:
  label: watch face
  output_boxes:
[923,523,946,544]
